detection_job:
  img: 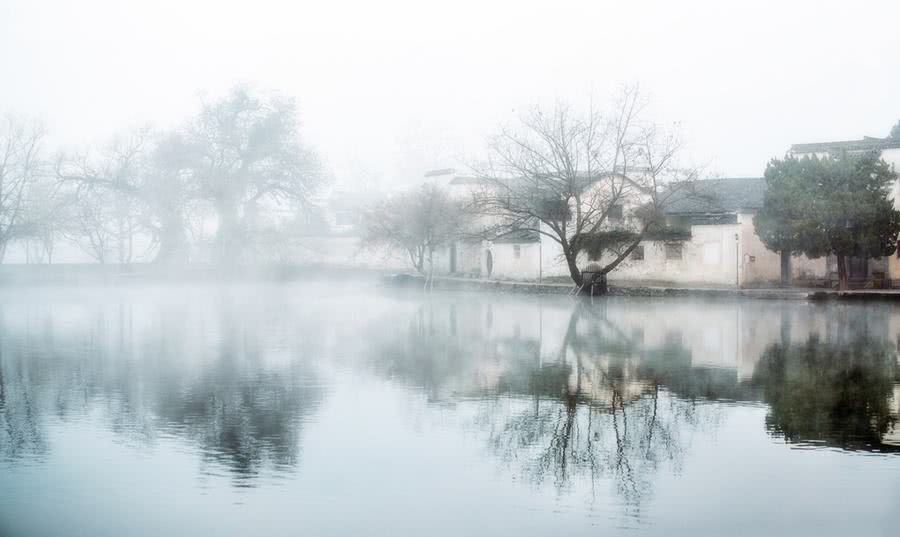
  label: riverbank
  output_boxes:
[4,264,900,301]
[388,274,900,301]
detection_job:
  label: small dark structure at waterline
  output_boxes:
[579,267,608,296]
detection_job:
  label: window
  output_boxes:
[608,204,623,221]
[631,245,644,261]
[665,243,683,260]
[513,244,521,259]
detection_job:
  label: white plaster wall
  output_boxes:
[737,212,827,285]
[604,224,741,286]
[455,241,483,275]
[537,224,576,279]
[470,214,832,287]
[485,242,542,280]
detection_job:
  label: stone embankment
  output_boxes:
[384,274,900,301]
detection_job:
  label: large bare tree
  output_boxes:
[57,128,190,264]
[473,89,697,290]
[179,86,327,265]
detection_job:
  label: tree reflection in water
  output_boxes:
[0,292,324,485]
[483,302,726,517]
[372,300,729,516]
[4,287,900,509]
[371,297,900,517]
[752,336,900,451]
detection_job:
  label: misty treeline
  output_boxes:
[0,86,326,265]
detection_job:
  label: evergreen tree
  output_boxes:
[755,157,828,283]
[755,152,900,290]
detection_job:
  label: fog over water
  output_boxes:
[3,2,900,534]
[1,281,898,536]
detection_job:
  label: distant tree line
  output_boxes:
[0,86,327,266]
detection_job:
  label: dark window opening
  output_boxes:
[665,243,683,260]
[540,199,570,222]
[609,204,623,221]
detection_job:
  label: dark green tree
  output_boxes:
[755,157,829,284]
[751,337,899,451]
[755,153,900,290]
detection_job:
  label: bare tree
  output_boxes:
[362,184,469,287]
[473,88,696,290]
[0,116,47,262]
[63,187,118,263]
[57,128,192,264]
[16,177,72,263]
[179,86,327,265]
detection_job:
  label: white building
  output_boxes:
[425,169,829,288]
[420,133,900,289]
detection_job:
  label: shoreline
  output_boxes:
[390,274,900,302]
[2,263,899,301]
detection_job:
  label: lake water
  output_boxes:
[1,281,899,536]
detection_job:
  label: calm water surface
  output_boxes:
[1,281,899,536]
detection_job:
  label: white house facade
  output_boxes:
[423,169,830,288]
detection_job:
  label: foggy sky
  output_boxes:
[2,0,899,190]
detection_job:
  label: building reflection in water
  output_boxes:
[367,295,900,512]
[1,286,898,507]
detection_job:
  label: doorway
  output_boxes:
[849,256,868,281]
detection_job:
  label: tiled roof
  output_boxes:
[492,229,541,243]
[424,168,457,177]
[449,172,620,191]
[448,176,489,185]
[664,177,766,214]
[791,136,900,154]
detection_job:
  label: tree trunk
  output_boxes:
[154,211,188,265]
[215,197,241,268]
[426,247,435,291]
[836,254,849,291]
[564,247,584,287]
[780,250,791,286]
[779,309,792,347]
[589,272,608,296]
